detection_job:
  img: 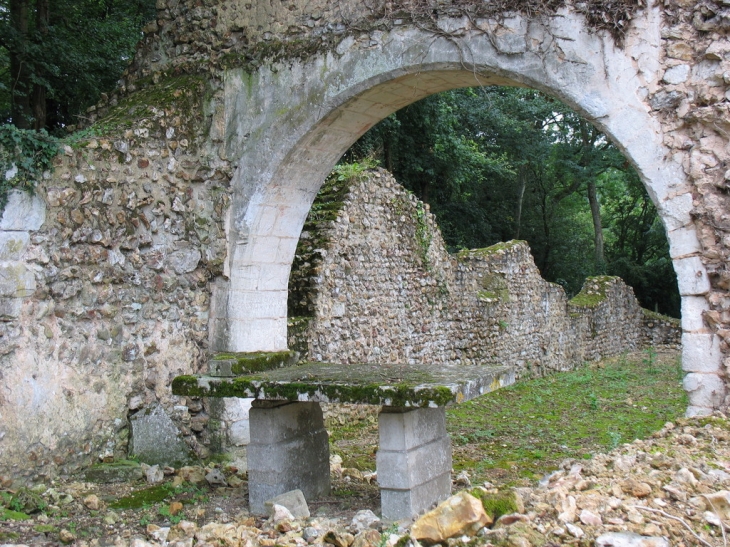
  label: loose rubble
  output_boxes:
[2,414,730,546]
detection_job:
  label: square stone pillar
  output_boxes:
[247,401,330,514]
[377,406,452,521]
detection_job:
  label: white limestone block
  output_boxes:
[0,190,46,231]
[673,256,710,296]
[682,332,722,373]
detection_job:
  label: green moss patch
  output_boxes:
[173,361,514,407]
[109,484,175,510]
[569,276,619,308]
[457,240,526,261]
[209,351,298,375]
[0,508,31,521]
[641,308,680,326]
[469,489,519,521]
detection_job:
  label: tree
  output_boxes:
[0,0,155,131]
[343,86,680,315]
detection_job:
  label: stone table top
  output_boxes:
[172,361,515,407]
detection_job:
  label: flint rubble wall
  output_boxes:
[287,169,679,377]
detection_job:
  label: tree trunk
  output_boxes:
[32,0,49,130]
[587,179,606,272]
[9,0,32,129]
[514,167,527,239]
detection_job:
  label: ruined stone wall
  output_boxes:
[653,1,730,410]
[0,0,722,480]
[288,169,677,378]
[0,78,233,480]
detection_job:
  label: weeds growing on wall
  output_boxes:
[0,124,59,209]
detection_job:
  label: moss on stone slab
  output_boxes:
[209,350,298,375]
[173,361,515,407]
[569,276,619,308]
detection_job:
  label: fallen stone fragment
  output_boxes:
[228,475,244,488]
[350,509,380,533]
[494,513,529,527]
[453,470,471,487]
[595,531,669,547]
[565,522,584,538]
[269,503,295,523]
[145,464,164,485]
[146,524,170,542]
[195,522,243,544]
[83,494,101,510]
[579,508,602,526]
[351,529,381,547]
[674,468,698,488]
[265,489,310,519]
[303,526,321,543]
[58,529,76,544]
[411,491,492,544]
[622,479,652,498]
[662,484,686,502]
[324,528,355,547]
[178,466,206,484]
[702,490,730,531]
[205,468,228,486]
[557,495,577,523]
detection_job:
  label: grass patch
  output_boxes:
[327,348,686,488]
[0,508,31,521]
[448,348,686,486]
[109,484,174,510]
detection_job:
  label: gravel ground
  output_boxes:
[2,413,730,546]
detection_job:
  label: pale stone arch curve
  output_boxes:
[215,11,720,415]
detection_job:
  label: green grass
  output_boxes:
[447,349,686,485]
[327,348,686,488]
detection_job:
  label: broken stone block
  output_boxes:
[84,460,144,483]
[129,404,193,466]
[411,491,491,544]
[264,489,310,519]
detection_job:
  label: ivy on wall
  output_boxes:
[0,124,59,209]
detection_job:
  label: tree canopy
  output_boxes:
[344,87,680,317]
[0,0,155,131]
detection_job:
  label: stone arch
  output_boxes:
[214,10,719,414]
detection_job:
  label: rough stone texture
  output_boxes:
[288,171,677,378]
[129,404,194,466]
[2,0,730,479]
[0,78,232,480]
[410,491,491,543]
[377,407,452,520]
[247,401,330,515]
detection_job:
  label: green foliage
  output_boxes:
[157,505,183,524]
[0,0,155,130]
[330,158,379,181]
[346,86,679,316]
[446,350,686,485]
[0,123,58,206]
[414,201,432,268]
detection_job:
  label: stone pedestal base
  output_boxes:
[377,407,452,520]
[247,401,330,514]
